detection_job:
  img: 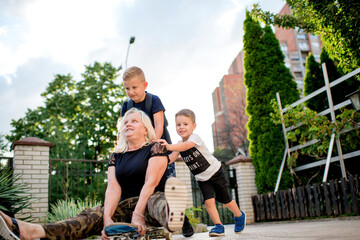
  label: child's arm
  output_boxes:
[153,111,164,139]
[168,151,180,164]
[157,139,196,152]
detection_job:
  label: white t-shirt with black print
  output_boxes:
[179,133,221,181]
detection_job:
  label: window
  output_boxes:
[280,43,288,53]
[290,52,300,61]
[297,34,307,40]
[298,42,310,51]
[294,72,303,78]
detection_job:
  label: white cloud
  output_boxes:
[0,0,286,153]
[0,0,132,84]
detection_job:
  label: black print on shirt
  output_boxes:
[180,147,210,175]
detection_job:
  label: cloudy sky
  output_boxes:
[0,0,285,154]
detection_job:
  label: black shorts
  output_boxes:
[197,167,232,204]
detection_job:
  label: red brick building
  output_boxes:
[212,51,248,155]
[212,3,322,153]
[275,4,322,91]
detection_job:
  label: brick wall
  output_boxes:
[12,137,53,223]
[227,156,257,224]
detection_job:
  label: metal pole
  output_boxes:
[275,146,288,192]
[323,133,335,182]
[125,36,135,69]
[274,92,291,192]
[322,63,347,180]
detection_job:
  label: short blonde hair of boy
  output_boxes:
[123,66,146,82]
[175,109,196,123]
[114,108,156,153]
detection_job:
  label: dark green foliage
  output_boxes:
[212,147,235,163]
[251,0,360,73]
[49,160,107,205]
[0,133,8,156]
[303,53,327,112]
[304,49,360,113]
[6,62,127,160]
[0,170,32,219]
[243,11,300,193]
[320,50,360,108]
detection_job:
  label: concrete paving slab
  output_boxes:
[171,216,360,240]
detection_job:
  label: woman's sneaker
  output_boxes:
[234,210,246,233]
[165,177,188,232]
[209,224,225,237]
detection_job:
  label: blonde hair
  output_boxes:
[175,109,196,123]
[114,108,156,153]
[123,66,146,82]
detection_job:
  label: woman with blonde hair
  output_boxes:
[0,108,188,240]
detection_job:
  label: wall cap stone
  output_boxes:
[11,137,54,150]
[226,155,252,165]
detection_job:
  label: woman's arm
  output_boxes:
[131,155,167,234]
[103,167,121,227]
[153,111,164,139]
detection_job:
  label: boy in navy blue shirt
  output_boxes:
[121,66,194,237]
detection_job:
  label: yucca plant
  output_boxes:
[45,197,102,222]
[0,170,32,219]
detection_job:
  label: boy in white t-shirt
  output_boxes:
[157,109,245,237]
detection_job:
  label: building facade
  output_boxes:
[212,3,322,151]
[212,51,248,155]
[275,3,322,91]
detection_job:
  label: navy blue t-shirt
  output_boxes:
[121,92,172,144]
[108,142,168,201]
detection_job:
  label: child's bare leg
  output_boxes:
[204,198,222,225]
[224,200,242,217]
[0,210,45,240]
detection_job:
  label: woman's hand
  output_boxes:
[101,217,114,240]
[131,212,147,236]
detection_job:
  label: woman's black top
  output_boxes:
[108,142,168,201]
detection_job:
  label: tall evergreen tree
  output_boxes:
[304,49,360,113]
[303,53,327,112]
[320,50,360,107]
[243,11,300,193]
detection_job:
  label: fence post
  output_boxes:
[322,63,347,181]
[11,137,53,223]
[274,92,291,192]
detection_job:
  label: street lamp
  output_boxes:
[125,36,135,69]
[346,90,360,111]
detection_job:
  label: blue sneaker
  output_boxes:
[209,224,225,237]
[234,210,246,233]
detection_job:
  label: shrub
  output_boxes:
[0,170,32,219]
[45,197,101,222]
[185,206,202,229]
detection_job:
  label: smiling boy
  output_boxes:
[157,109,246,237]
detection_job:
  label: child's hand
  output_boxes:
[156,139,169,147]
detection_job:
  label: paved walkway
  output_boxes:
[171,216,360,240]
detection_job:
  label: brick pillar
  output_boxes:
[226,156,257,224]
[11,137,54,223]
[174,158,193,209]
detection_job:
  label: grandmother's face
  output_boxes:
[123,112,147,139]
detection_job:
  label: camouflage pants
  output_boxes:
[42,191,168,240]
